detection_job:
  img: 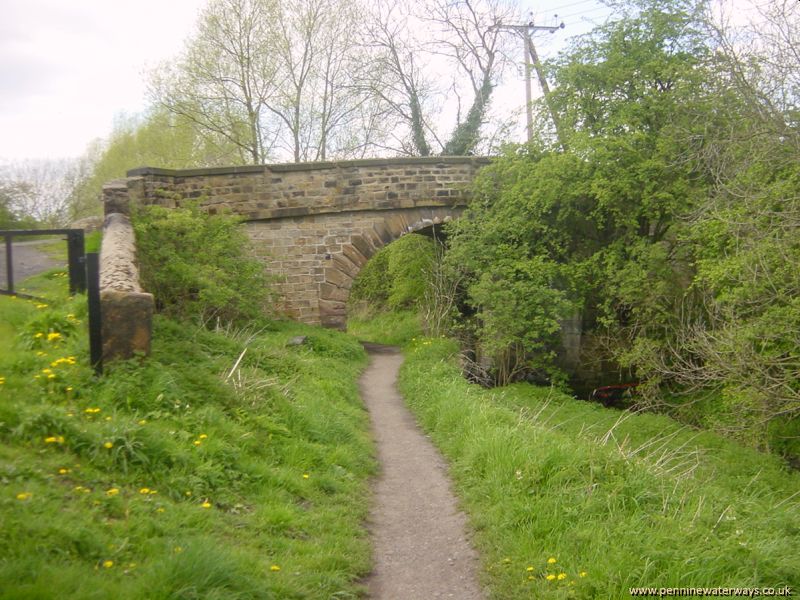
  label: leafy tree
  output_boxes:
[448,0,712,385]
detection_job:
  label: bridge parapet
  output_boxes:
[126,156,488,221]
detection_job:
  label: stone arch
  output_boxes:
[318,206,463,328]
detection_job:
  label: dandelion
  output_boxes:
[58,468,71,475]
[106,488,119,497]
[546,574,556,582]
[302,473,309,479]
[201,500,212,509]
[36,304,48,309]
[36,351,45,357]
[502,558,511,564]
[0,376,5,385]
[579,571,587,578]
[557,573,567,581]
[47,374,56,379]
[105,416,112,421]
[173,546,183,554]
[102,560,114,569]
[156,507,165,513]
[103,441,113,449]
[138,420,147,425]
[139,488,150,495]
[44,435,64,444]
[198,434,208,440]
[66,386,73,392]
[547,557,557,564]
[84,407,101,414]
[270,565,281,572]
[16,492,32,501]
[526,566,534,572]
[185,491,192,497]
[47,332,61,342]
[193,440,202,446]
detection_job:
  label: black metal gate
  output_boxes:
[1,228,86,298]
[1,228,102,373]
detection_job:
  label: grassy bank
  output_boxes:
[399,338,800,599]
[0,270,375,599]
[346,308,421,346]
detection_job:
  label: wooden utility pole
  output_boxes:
[490,19,566,148]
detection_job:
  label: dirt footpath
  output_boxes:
[0,239,63,286]
[361,343,484,600]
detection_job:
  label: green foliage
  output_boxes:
[399,339,800,598]
[348,233,437,313]
[69,110,239,219]
[346,309,422,347]
[133,203,271,325]
[0,290,375,598]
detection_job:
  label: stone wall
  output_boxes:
[115,157,486,327]
[99,212,154,360]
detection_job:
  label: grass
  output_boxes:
[346,308,421,346]
[399,337,800,599]
[0,268,376,599]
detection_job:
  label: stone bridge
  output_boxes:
[106,156,488,328]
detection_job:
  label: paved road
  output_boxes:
[361,343,484,600]
[0,239,64,289]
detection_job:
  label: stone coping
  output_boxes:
[127,156,491,178]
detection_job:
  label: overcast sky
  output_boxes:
[0,0,616,164]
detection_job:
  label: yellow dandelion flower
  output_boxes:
[47,374,56,379]
[66,386,73,392]
[547,557,557,564]
[557,573,567,581]
[16,492,32,500]
[579,571,587,578]
[546,574,556,581]
[138,420,147,425]
[36,304,48,309]
[44,436,64,444]
[104,416,112,421]
[67,314,75,319]
[106,488,119,497]
[103,441,113,449]
[139,488,150,494]
[173,546,183,553]
[34,332,44,338]
[302,473,309,479]
[47,332,61,341]
[502,557,512,564]
[0,376,5,385]
[270,565,281,572]
[36,351,45,357]
[526,566,534,572]
[156,507,165,513]
[58,468,71,474]
[198,434,208,439]
[193,440,202,446]
[103,560,114,569]
[185,491,192,496]
[201,501,211,509]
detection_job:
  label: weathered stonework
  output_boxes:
[99,213,154,359]
[114,156,488,328]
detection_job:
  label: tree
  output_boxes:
[150,0,281,164]
[0,159,81,227]
[446,0,713,385]
[68,109,241,219]
[364,0,516,156]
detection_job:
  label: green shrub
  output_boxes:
[133,203,271,325]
